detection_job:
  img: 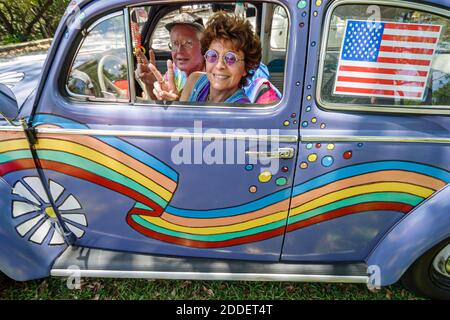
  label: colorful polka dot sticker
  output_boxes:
[297,0,307,9]
[283,120,290,126]
[311,117,317,123]
[307,153,318,162]
[320,123,326,129]
[306,106,311,112]
[357,143,363,147]
[302,121,308,127]
[249,186,257,193]
[306,95,312,100]
[300,162,308,169]
[282,166,289,173]
[321,156,334,167]
[315,143,321,148]
[258,171,272,183]
[316,0,322,6]
[306,143,313,149]
[343,151,353,159]
[327,144,335,150]
[245,164,254,171]
[313,11,318,16]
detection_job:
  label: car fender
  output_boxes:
[367,183,450,286]
[0,177,67,281]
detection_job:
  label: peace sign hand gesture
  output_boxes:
[150,59,180,101]
[134,49,156,86]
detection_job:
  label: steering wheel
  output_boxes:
[97,55,128,98]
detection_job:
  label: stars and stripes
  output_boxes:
[333,20,442,100]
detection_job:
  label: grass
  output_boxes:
[0,277,423,300]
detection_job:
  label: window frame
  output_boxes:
[316,0,450,115]
[65,10,132,104]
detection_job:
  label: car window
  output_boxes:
[319,3,450,111]
[133,2,286,106]
[66,12,129,102]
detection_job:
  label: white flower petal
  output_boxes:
[16,215,43,237]
[12,201,40,218]
[66,223,84,238]
[49,180,65,203]
[61,213,87,226]
[13,181,40,205]
[29,219,52,244]
[58,195,81,211]
[23,177,49,203]
[49,229,65,245]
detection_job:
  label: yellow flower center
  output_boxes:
[45,207,56,218]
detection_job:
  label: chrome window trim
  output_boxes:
[65,11,130,103]
[34,127,299,142]
[301,135,450,144]
[51,269,368,283]
[316,0,450,115]
[3,126,450,144]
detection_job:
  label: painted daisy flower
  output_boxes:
[12,177,87,245]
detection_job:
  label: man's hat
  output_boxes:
[165,12,205,32]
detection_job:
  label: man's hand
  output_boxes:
[150,59,180,101]
[134,49,157,86]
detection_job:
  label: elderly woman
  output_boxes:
[153,12,263,104]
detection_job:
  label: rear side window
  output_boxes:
[318,2,450,112]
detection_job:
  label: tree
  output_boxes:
[0,0,69,44]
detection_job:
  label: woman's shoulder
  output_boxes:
[180,72,207,101]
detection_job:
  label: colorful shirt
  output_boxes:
[164,64,187,92]
[188,74,250,103]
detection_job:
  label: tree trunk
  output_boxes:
[24,0,54,36]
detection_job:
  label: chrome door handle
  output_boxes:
[245,147,295,159]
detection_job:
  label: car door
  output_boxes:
[30,0,306,261]
[281,0,450,262]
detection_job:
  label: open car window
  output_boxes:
[132,2,288,106]
[64,2,288,107]
[318,2,450,112]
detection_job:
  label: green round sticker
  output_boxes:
[297,0,307,9]
[276,177,287,186]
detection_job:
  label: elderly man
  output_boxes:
[137,11,281,103]
[135,12,205,99]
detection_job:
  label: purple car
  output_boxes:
[0,0,449,300]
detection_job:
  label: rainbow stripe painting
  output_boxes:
[0,114,448,248]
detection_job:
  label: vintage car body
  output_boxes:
[0,0,449,299]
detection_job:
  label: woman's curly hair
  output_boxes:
[201,11,262,85]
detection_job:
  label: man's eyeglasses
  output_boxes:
[168,40,194,51]
[204,49,245,67]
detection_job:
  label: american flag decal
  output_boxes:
[334,20,442,100]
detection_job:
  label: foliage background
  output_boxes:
[0,0,70,45]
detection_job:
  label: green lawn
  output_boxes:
[0,277,423,300]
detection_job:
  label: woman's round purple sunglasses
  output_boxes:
[204,49,245,66]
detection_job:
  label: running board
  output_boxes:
[51,246,369,284]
